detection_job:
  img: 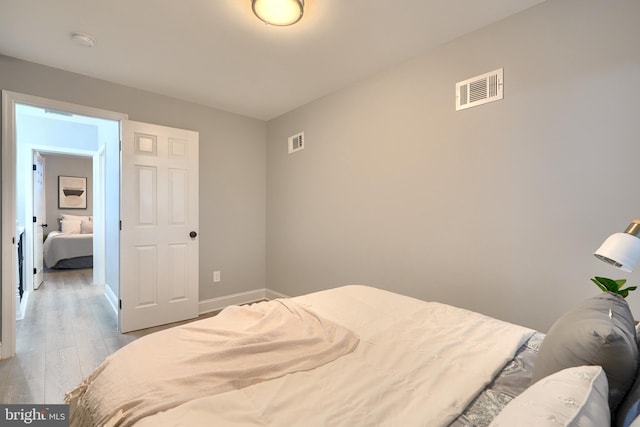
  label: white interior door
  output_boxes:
[32,151,45,290]
[120,120,199,333]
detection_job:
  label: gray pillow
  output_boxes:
[618,375,640,427]
[531,292,638,411]
[615,324,640,427]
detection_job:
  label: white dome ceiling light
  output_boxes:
[251,0,304,26]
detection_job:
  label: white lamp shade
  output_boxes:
[594,232,640,273]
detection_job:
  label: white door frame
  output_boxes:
[1,91,127,359]
[32,151,45,290]
[93,146,107,288]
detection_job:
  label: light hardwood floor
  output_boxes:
[0,268,217,404]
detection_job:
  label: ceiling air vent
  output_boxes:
[288,132,304,154]
[456,68,503,111]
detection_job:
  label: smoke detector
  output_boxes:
[71,32,96,48]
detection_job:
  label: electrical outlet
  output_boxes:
[213,271,221,283]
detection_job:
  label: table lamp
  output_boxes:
[594,220,640,272]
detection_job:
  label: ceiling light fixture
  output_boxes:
[251,0,304,26]
[70,32,96,48]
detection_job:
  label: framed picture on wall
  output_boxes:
[58,176,87,209]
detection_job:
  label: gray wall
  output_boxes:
[0,54,267,304]
[266,0,640,332]
[3,0,639,335]
[42,154,93,232]
[15,113,99,232]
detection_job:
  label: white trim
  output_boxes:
[96,286,293,323]
[1,91,18,359]
[198,289,266,315]
[265,288,290,300]
[197,288,291,315]
[3,91,129,121]
[16,290,29,321]
[1,90,127,360]
[104,284,119,316]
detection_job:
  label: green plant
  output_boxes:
[591,276,638,298]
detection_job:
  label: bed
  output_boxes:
[43,214,93,269]
[65,285,640,427]
[43,231,93,269]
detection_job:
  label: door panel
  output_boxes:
[120,121,199,332]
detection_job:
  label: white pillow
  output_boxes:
[60,213,91,223]
[61,219,82,234]
[81,219,93,234]
[489,365,610,427]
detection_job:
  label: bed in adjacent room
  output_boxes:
[43,214,93,269]
[66,285,639,427]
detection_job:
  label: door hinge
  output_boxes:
[33,216,37,223]
[120,220,122,231]
[32,164,37,171]
[119,299,122,310]
[33,268,36,275]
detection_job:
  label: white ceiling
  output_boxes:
[0,0,545,120]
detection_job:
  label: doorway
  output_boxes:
[1,91,127,359]
[2,91,200,359]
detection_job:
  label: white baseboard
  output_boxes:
[16,290,29,321]
[265,288,290,300]
[101,285,291,318]
[103,283,118,315]
[198,288,290,315]
[198,289,266,314]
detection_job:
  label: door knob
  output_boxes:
[189,231,197,238]
[42,224,48,228]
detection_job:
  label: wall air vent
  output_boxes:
[456,68,503,111]
[288,132,304,154]
[44,108,73,117]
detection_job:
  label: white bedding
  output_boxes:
[43,230,93,268]
[67,298,359,427]
[134,285,534,427]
